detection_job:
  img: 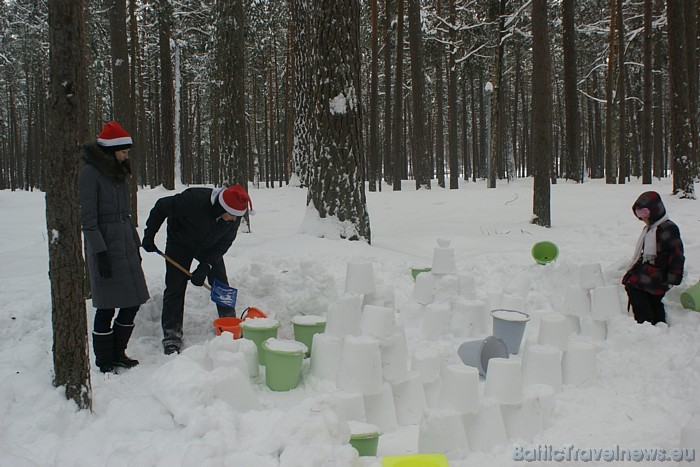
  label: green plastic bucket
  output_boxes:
[291,315,326,357]
[348,421,380,457]
[262,339,306,391]
[410,267,432,281]
[681,282,700,312]
[382,453,450,467]
[531,241,559,265]
[241,318,280,365]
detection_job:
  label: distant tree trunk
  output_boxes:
[291,0,314,186]
[653,0,665,178]
[605,0,617,184]
[488,0,506,188]
[47,0,92,410]
[382,0,393,188]
[435,32,445,188]
[368,0,379,192]
[447,0,459,189]
[306,0,371,242]
[285,15,294,187]
[616,0,627,184]
[563,0,581,182]
[157,0,175,189]
[642,0,653,184]
[392,0,404,190]
[407,0,430,189]
[216,0,247,188]
[683,0,698,168]
[512,44,521,178]
[667,0,696,197]
[531,0,552,227]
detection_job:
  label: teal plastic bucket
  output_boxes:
[681,282,700,312]
[457,335,509,377]
[262,339,306,391]
[348,421,380,457]
[241,319,280,365]
[291,315,326,357]
[531,241,559,265]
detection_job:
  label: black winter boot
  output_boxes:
[113,321,139,368]
[92,331,115,373]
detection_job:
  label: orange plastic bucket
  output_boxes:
[242,307,267,319]
[213,317,243,339]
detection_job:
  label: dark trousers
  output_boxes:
[162,241,235,348]
[94,306,139,333]
[625,285,666,325]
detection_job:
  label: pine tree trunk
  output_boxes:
[157,0,175,189]
[563,0,581,182]
[407,0,430,190]
[531,0,552,227]
[667,0,697,197]
[47,0,92,410]
[307,0,371,242]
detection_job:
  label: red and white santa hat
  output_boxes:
[219,184,254,216]
[97,121,133,150]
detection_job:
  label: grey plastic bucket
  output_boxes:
[457,335,509,377]
[491,309,530,355]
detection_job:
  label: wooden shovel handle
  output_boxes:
[156,249,212,291]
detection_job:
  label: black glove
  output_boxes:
[96,251,112,279]
[141,235,157,253]
[191,262,211,287]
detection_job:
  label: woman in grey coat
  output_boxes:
[79,121,149,373]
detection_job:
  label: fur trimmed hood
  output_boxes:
[81,141,130,182]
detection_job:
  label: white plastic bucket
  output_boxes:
[457,335,509,377]
[491,309,530,355]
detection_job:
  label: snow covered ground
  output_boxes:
[1,177,699,466]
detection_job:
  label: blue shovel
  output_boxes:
[154,248,238,308]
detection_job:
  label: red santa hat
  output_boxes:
[219,184,254,216]
[97,121,133,150]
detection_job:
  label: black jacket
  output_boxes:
[144,187,241,265]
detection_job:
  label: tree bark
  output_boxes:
[531,0,552,227]
[47,0,92,410]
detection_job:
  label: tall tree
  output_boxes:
[642,0,653,184]
[407,0,430,189]
[291,0,314,186]
[107,0,136,218]
[157,0,175,189]
[368,0,380,192]
[305,0,371,242]
[447,0,459,189]
[487,0,506,188]
[215,0,247,188]
[382,0,393,188]
[563,0,581,182]
[531,0,552,227]
[605,0,617,184]
[392,0,404,190]
[46,0,92,410]
[666,0,696,197]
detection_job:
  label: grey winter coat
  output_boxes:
[79,142,149,309]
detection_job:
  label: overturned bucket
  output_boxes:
[457,336,509,377]
[531,241,559,265]
[680,282,700,312]
[213,317,243,339]
[491,309,530,355]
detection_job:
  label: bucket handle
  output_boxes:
[241,307,251,320]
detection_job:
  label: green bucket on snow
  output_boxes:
[348,421,380,457]
[681,282,700,312]
[240,319,280,365]
[291,315,327,357]
[410,267,432,281]
[531,241,559,265]
[262,339,306,391]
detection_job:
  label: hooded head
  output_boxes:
[218,184,254,217]
[632,191,666,223]
[97,121,133,152]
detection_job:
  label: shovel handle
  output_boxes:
[155,248,212,291]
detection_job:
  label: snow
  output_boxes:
[1,177,699,466]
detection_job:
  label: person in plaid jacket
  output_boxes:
[622,191,685,325]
